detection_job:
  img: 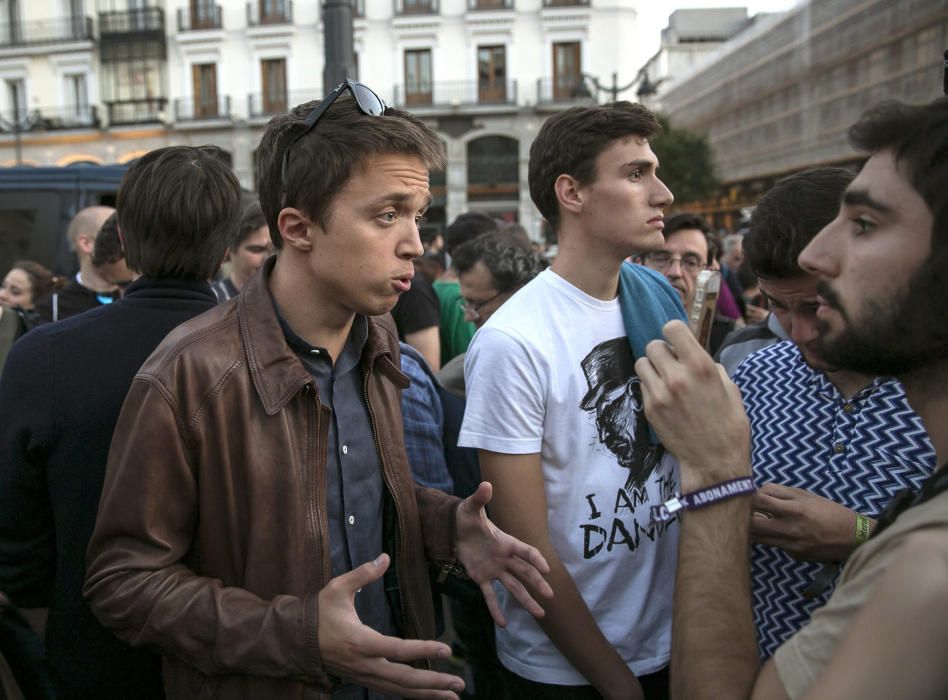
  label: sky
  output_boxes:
[632,0,803,68]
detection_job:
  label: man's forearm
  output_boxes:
[672,495,759,700]
[536,555,641,700]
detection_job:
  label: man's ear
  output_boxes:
[76,233,95,256]
[277,207,315,252]
[554,174,584,216]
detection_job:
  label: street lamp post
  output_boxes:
[0,109,37,165]
[580,69,665,103]
[323,0,356,93]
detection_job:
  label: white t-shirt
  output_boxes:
[459,268,678,684]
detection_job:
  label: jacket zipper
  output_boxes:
[363,365,421,641]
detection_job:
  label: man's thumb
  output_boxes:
[340,553,390,592]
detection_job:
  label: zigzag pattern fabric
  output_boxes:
[732,341,936,659]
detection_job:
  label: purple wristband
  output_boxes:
[651,476,756,523]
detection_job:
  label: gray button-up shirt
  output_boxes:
[273,306,395,699]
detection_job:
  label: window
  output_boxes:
[260,0,287,23]
[6,79,25,122]
[467,135,519,201]
[64,74,89,120]
[192,63,218,118]
[477,45,506,102]
[552,41,581,100]
[190,0,217,29]
[404,49,432,105]
[261,58,287,114]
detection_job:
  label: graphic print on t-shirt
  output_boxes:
[580,337,663,494]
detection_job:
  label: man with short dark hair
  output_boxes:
[729,167,935,659]
[0,145,240,698]
[84,83,550,700]
[635,97,948,699]
[638,212,735,354]
[91,212,136,292]
[211,200,273,302]
[460,102,678,698]
[34,205,117,321]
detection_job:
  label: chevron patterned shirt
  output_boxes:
[732,341,935,659]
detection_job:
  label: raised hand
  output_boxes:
[752,483,870,562]
[635,320,751,491]
[318,554,466,699]
[455,481,553,627]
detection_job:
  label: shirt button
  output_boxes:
[342,445,348,455]
[833,443,846,454]
[843,403,855,414]
[310,349,320,356]
[348,515,355,525]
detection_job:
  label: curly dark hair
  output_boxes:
[452,231,547,292]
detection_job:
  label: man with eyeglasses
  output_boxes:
[83,81,552,700]
[638,212,735,355]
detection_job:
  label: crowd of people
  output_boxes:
[0,82,945,700]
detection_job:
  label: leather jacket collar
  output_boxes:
[237,256,407,416]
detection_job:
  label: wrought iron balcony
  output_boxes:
[393,0,439,15]
[106,97,167,126]
[177,4,223,31]
[175,96,231,121]
[99,7,165,35]
[0,106,99,131]
[392,80,518,108]
[467,0,513,10]
[248,88,322,118]
[0,16,94,47]
[536,77,593,104]
[247,1,294,26]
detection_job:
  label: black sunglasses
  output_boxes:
[280,79,387,206]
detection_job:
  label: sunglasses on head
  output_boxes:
[280,79,387,206]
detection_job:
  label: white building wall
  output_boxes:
[0,0,643,238]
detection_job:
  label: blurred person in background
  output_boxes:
[33,206,117,322]
[0,260,59,312]
[637,213,735,355]
[0,145,240,699]
[90,213,136,293]
[212,200,273,301]
[0,261,60,367]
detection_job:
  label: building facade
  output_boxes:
[0,0,643,237]
[657,0,948,228]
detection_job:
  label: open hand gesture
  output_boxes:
[455,481,553,626]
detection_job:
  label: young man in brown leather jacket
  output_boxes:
[84,81,551,700]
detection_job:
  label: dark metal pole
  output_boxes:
[323,0,355,92]
[611,72,618,102]
[13,116,21,165]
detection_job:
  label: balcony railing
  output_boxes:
[536,77,592,104]
[467,0,513,10]
[542,0,589,6]
[0,16,94,47]
[106,97,167,126]
[248,88,322,118]
[177,4,223,31]
[247,1,294,26]
[392,80,518,108]
[0,106,99,131]
[175,96,231,121]
[394,0,439,15]
[99,7,165,35]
